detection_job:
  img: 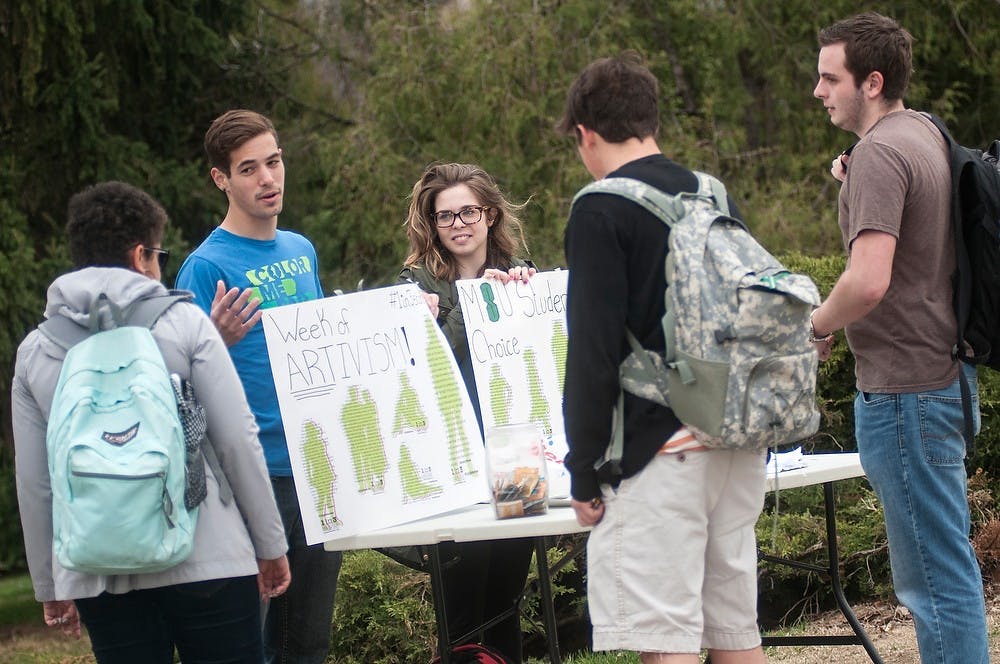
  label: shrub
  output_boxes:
[330,539,589,663]
[329,550,436,664]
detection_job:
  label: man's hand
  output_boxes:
[570,497,605,527]
[257,555,291,599]
[210,280,263,347]
[43,600,80,638]
[812,337,834,362]
[830,151,849,182]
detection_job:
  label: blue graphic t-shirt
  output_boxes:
[176,227,323,475]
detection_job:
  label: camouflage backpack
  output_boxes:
[571,172,821,460]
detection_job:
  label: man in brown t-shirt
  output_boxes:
[810,12,988,664]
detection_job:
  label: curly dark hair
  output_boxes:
[66,181,167,269]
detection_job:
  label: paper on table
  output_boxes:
[766,446,807,474]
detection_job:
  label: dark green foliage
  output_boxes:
[756,478,891,626]
[0,451,27,573]
[306,0,1000,289]
[330,543,586,663]
[330,550,436,663]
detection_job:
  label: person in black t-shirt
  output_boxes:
[557,52,767,664]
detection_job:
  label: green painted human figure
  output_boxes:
[340,385,389,493]
[300,419,340,532]
[524,348,552,436]
[488,363,513,427]
[424,318,475,482]
[392,372,428,435]
[551,320,568,393]
[398,444,443,502]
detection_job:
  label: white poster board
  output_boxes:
[457,270,571,498]
[262,283,488,544]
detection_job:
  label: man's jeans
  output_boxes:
[264,476,343,664]
[855,367,988,664]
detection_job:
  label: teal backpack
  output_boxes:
[41,292,197,575]
[572,173,821,470]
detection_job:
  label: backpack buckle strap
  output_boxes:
[673,359,696,386]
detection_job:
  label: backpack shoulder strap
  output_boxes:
[124,291,193,329]
[38,291,193,351]
[38,293,123,350]
[692,171,731,217]
[571,173,732,224]
[572,177,686,228]
[38,314,93,351]
[922,112,982,459]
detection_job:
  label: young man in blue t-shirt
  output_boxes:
[176,109,341,664]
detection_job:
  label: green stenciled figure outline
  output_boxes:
[488,363,513,427]
[398,443,443,503]
[551,320,568,393]
[340,385,389,493]
[392,371,428,435]
[424,318,475,482]
[524,347,552,436]
[300,419,341,532]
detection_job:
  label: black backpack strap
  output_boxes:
[923,113,978,464]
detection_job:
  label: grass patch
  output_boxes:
[0,573,94,664]
[0,573,40,627]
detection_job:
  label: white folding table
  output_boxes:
[325,453,883,663]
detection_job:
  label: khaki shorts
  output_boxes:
[587,446,766,653]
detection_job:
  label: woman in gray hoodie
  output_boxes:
[12,181,290,664]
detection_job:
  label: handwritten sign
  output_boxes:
[262,283,488,544]
[457,270,570,497]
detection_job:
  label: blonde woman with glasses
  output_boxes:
[399,162,535,663]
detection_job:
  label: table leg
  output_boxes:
[759,481,884,664]
[428,545,452,664]
[534,537,562,664]
[820,481,884,664]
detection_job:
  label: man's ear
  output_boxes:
[127,243,146,273]
[576,124,598,147]
[210,167,229,193]
[865,71,885,98]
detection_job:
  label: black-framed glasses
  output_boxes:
[144,247,170,271]
[433,205,490,228]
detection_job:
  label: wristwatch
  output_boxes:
[808,310,834,343]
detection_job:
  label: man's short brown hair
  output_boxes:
[557,50,659,143]
[203,109,279,176]
[818,12,913,102]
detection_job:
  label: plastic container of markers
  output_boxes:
[484,422,549,519]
